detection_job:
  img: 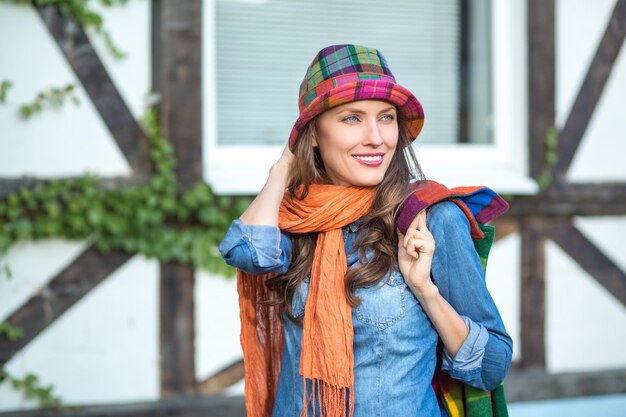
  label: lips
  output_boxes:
[352,153,384,167]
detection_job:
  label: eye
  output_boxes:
[380,113,396,122]
[342,115,360,123]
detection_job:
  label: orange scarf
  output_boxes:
[237,184,375,417]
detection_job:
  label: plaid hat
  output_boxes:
[289,44,425,150]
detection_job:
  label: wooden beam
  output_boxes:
[519,216,546,370]
[159,261,197,396]
[198,359,245,395]
[152,0,203,396]
[527,0,556,180]
[491,218,518,243]
[36,5,152,175]
[545,218,626,307]
[0,246,130,366]
[555,0,626,179]
[152,0,203,187]
[506,183,626,216]
[506,368,626,402]
[2,368,626,415]
[0,394,247,417]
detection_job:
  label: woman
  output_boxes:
[219,44,512,417]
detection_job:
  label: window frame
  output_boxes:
[202,0,537,195]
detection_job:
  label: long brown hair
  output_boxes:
[266,115,425,322]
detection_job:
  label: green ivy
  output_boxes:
[0,369,62,408]
[3,0,127,59]
[536,126,559,190]
[0,80,12,103]
[0,322,23,341]
[0,106,248,408]
[0,262,11,279]
[0,106,247,276]
[0,326,62,407]
[499,194,514,203]
[19,83,79,119]
[1,1,250,409]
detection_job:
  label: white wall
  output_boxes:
[558,0,626,182]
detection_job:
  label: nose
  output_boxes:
[363,118,384,147]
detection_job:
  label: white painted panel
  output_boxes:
[195,270,244,395]
[568,45,626,182]
[574,216,626,273]
[485,233,522,361]
[545,241,626,372]
[85,0,151,119]
[0,3,130,177]
[0,255,159,410]
[0,239,89,321]
[556,0,617,127]
[556,0,626,182]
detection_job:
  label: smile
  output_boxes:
[353,154,384,167]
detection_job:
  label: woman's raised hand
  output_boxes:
[271,143,295,180]
[397,210,437,296]
[240,144,294,226]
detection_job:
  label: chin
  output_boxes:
[350,175,386,187]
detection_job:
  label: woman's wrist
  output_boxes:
[409,280,440,302]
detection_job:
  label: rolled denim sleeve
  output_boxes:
[218,219,292,275]
[441,316,489,379]
[427,201,513,391]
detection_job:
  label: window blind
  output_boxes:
[215,0,487,145]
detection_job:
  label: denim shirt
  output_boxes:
[219,201,512,417]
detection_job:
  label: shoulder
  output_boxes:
[426,201,469,226]
[426,201,471,239]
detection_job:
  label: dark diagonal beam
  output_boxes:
[555,0,626,178]
[546,218,626,307]
[0,246,130,365]
[198,358,245,395]
[36,5,152,175]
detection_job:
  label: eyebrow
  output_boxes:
[334,106,397,115]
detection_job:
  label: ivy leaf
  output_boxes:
[87,207,105,228]
[13,219,33,239]
[0,80,12,103]
[19,105,32,119]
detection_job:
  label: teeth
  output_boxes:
[353,155,382,162]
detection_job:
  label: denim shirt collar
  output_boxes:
[346,216,365,233]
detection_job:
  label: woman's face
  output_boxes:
[314,99,399,187]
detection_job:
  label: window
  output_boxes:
[204,0,537,194]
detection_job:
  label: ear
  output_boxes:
[312,135,319,147]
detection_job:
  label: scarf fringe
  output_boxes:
[237,270,283,417]
[302,378,354,417]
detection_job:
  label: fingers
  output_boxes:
[398,225,435,260]
[407,210,430,233]
[398,210,434,260]
[403,226,431,249]
[405,238,434,259]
